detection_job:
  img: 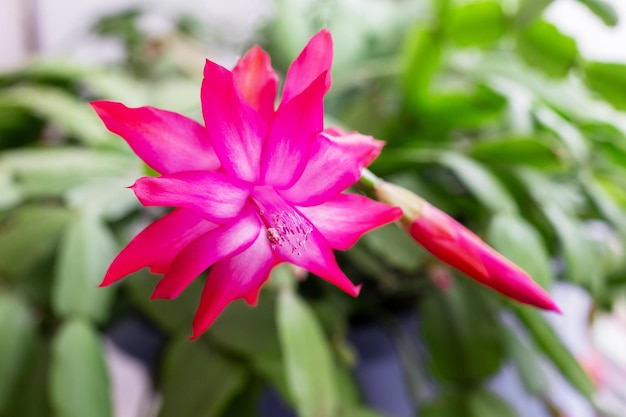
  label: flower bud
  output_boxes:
[375,181,560,312]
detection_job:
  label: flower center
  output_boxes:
[250,186,313,255]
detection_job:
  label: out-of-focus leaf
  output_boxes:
[124,270,201,336]
[576,0,619,26]
[470,136,562,168]
[516,20,577,78]
[403,26,442,109]
[271,0,315,67]
[0,206,71,278]
[0,292,36,413]
[514,306,594,399]
[583,176,626,239]
[158,338,246,417]
[502,326,548,395]
[3,336,50,417]
[277,289,339,417]
[516,168,585,215]
[52,212,117,323]
[438,152,518,214]
[536,106,589,163]
[544,205,603,295]
[360,224,425,272]
[421,87,506,132]
[421,393,465,417]
[79,70,148,106]
[488,214,553,289]
[446,1,505,47]
[49,319,111,417]
[583,62,626,110]
[468,390,517,417]
[342,407,386,417]
[1,148,137,197]
[0,86,112,146]
[516,0,554,26]
[64,178,139,221]
[422,279,505,383]
[0,171,21,210]
[209,293,280,358]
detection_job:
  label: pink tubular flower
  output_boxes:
[375,181,560,312]
[91,30,402,338]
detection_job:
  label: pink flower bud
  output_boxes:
[375,182,560,312]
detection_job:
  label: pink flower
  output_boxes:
[91,30,401,338]
[375,182,560,312]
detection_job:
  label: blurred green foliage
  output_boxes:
[1,0,626,416]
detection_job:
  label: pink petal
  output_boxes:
[280,129,384,206]
[298,194,402,250]
[232,46,278,124]
[90,101,219,174]
[274,226,361,297]
[131,171,252,222]
[152,209,262,300]
[101,208,216,286]
[281,29,333,104]
[202,60,267,183]
[191,227,275,338]
[261,73,326,188]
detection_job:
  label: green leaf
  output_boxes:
[402,25,442,109]
[487,214,553,289]
[421,279,505,383]
[49,319,112,417]
[64,178,139,221]
[0,206,71,278]
[544,205,603,295]
[516,20,577,78]
[583,62,626,110]
[438,152,518,214]
[52,212,117,322]
[124,270,201,335]
[0,171,21,210]
[360,223,425,272]
[513,306,594,399]
[470,136,562,168]
[277,289,339,417]
[0,86,113,146]
[536,106,590,163]
[0,292,36,413]
[516,0,554,26]
[421,393,466,417]
[503,327,548,395]
[209,294,281,359]
[158,338,246,417]
[2,336,50,417]
[446,1,505,47]
[1,148,137,198]
[468,390,517,417]
[576,0,619,26]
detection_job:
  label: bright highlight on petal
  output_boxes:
[92,29,399,337]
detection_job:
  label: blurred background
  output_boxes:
[2,0,626,416]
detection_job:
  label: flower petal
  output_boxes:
[274,226,361,297]
[90,101,219,174]
[280,129,384,206]
[233,46,278,124]
[202,60,267,183]
[131,171,252,222]
[152,209,262,300]
[191,227,275,338]
[281,29,333,104]
[298,194,402,250]
[261,73,326,188]
[101,208,216,286]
